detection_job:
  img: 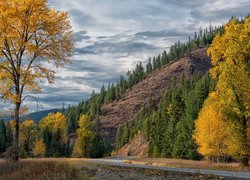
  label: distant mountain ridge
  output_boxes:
[2,108,62,122]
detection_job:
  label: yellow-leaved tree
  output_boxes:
[72,115,93,158]
[0,0,73,160]
[20,119,36,156]
[207,17,250,165]
[193,92,229,162]
[33,139,46,157]
[39,112,67,145]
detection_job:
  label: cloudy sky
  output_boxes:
[1,0,249,113]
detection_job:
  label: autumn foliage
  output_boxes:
[72,115,94,157]
[33,139,46,157]
[20,119,36,156]
[193,92,229,161]
[194,16,250,165]
[0,0,73,160]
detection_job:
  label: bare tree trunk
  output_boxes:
[241,115,249,166]
[241,156,249,166]
[13,102,21,161]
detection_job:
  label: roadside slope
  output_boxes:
[116,133,148,157]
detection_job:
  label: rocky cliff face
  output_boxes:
[100,47,211,145]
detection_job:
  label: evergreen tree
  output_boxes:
[0,120,6,153]
[39,112,67,157]
[127,71,134,89]
[116,127,123,150]
[146,57,153,75]
[99,85,106,104]
[119,75,127,94]
[152,145,159,158]
[122,124,130,145]
[43,127,52,157]
[5,122,13,148]
[152,57,157,70]
[90,117,111,158]
[156,55,161,69]
[161,50,168,65]
[66,108,78,135]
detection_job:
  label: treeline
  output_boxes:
[0,121,13,155]
[0,22,226,160]
[0,113,111,158]
[116,73,215,159]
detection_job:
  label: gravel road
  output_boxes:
[86,157,250,179]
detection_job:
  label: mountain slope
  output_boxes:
[2,108,61,122]
[100,47,211,145]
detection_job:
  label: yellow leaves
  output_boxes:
[226,122,250,157]
[78,115,91,129]
[22,119,35,128]
[39,112,67,142]
[209,91,217,99]
[33,139,46,157]
[208,17,250,68]
[72,114,93,158]
[202,16,250,163]
[72,141,83,158]
[77,115,93,141]
[9,120,16,130]
[193,93,229,157]
[40,112,66,130]
[0,0,73,103]
[54,112,67,130]
[208,17,250,119]
[167,104,173,115]
[20,119,36,146]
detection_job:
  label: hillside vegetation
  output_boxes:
[1,16,249,166]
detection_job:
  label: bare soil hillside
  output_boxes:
[100,47,211,145]
[116,133,148,157]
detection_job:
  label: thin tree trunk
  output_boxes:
[13,102,21,161]
[241,114,249,166]
[241,156,249,166]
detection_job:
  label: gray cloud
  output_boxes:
[190,4,250,22]
[73,31,91,42]
[75,41,157,55]
[74,48,96,55]
[97,36,108,39]
[1,0,248,112]
[135,30,192,38]
[159,0,216,8]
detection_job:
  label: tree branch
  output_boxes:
[21,95,40,106]
[0,87,12,99]
[0,64,14,76]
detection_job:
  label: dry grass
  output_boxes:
[0,158,85,180]
[124,158,250,172]
[0,158,248,180]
